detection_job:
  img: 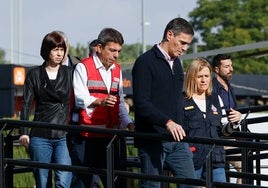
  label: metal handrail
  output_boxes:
[1,108,268,187]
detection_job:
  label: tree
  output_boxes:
[0,43,149,66]
[118,43,152,66]
[188,0,268,74]
[0,48,7,64]
[68,42,151,67]
[69,43,88,60]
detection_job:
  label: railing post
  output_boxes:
[255,138,261,186]
[240,118,252,184]
[107,135,118,188]
[5,133,14,188]
[0,132,4,188]
[0,123,7,188]
[206,144,215,188]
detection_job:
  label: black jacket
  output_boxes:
[212,77,237,109]
[132,45,184,146]
[20,63,73,138]
[68,54,81,67]
[183,93,225,170]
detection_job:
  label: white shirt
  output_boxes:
[73,53,132,129]
[62,56,71,66]
[193,95,227,123]
[157,44,174,70]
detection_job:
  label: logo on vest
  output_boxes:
[114,77,120,82]
[211,104,218,115]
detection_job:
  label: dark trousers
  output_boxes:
[67,133,127,188]
[67,133,100,188]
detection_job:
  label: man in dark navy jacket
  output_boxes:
[212,53,242,184]
[132,18,196,188]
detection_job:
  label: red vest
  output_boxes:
[79,56,120,138]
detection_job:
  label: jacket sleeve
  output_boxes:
[20,71,35,135]
[132,57,170,127]
[118,71,133,128]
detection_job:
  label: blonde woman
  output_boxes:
[183,58,240,183]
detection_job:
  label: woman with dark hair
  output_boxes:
[19,31,73,188]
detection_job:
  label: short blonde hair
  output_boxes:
[184,58,212,99]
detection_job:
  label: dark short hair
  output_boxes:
[40,31,67,61]
[54,30,68,44]
[97,28,124,47]
[212,54,231,68]
[162,18,194,40]
[89,39,99,55]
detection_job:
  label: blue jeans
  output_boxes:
[138,142,196,188]
[29,137,72,188]
[195,166,226,182]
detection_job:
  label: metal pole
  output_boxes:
[18,0,22,65]
[206,144,215,188]
[107,135,117,188]
[10,0,14,64]
[0,123,7,188]
[5,133,14,188]
[0,133,4,188]
[240,112,252,185]
[255,139,261,186]
[141,0,146,53]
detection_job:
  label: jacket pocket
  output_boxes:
[212,146,226,163]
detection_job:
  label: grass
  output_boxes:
[13,146,35,188]
[2,126,35,188]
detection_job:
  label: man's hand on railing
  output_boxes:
[166,120,185,141]
[19,135,30,147]
[127,123,135,131]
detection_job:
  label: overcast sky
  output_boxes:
[0,0,197,65]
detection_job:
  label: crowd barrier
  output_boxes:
[1,105,268,188]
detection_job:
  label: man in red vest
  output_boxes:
[70,28,134,188]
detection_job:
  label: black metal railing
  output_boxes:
[1,105,268,187]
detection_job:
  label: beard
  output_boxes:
[219,72,232,82]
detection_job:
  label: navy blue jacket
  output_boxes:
[132,45,184,147]
[212,77,237,110]
[183,93,226,170]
